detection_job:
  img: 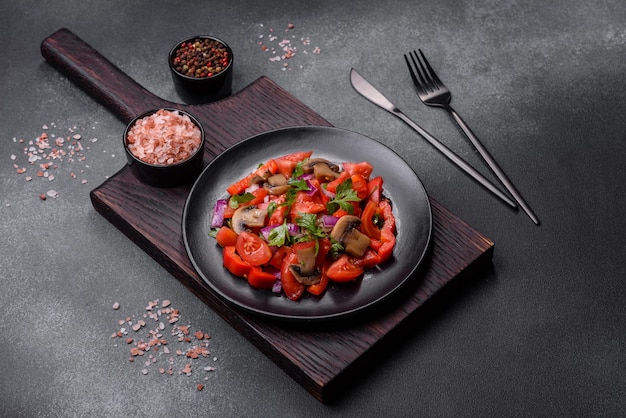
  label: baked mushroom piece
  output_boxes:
[263,173,290,195]
[302,158,340,182]
[231,205,267,234]
[289,243,322,285]
[330,215,370,258]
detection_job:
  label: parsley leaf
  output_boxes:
[296,213,326,239]
[330,239,344,259]
[292,161,305,179]
[326,178,360,214]
[267,221,291,247]
[266,201,277,218]
[229,192,255,209]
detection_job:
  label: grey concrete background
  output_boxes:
[1,0,625,416]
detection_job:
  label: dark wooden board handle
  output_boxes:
[41,28,168,123]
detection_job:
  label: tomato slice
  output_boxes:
[343,161,373,180]
[247,266,278,290]
[223,246,251,277]
[226,175,253,196]
[235,231,273,266]
[325,171,350,194]
[361,200,381,240]
[326,254,364,282]
[377,200,396,263]
[253,159,279,178]
[269,246,292,270]
[277,151,313,162]
[315,238,331,266]
[239,187,268,208]
[281,252,305,301]
[290,192,326,219]
[350,249,382,269]
[350,174,369,200]
[367,176,383,204]
[306,263,329,296]
[275,158,297,178]
[215,226,238,247]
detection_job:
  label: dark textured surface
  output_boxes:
[1,1,625,416]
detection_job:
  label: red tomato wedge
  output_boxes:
[350,249,382,269]
[281,252,305,301]
[361,200,381,240]
[269,246,291,270]
[325,171,350,194]
[226,176,252,196]
[290,192,326,219]
[326,254,364,282]
[343,161,373,180]
[223,246,251,277]
[235,231,272,266]
[247,267,277,290]
[215,226,238,247]
[350,174,369,200]
[277,151,313,162]
[306,264,329,296]
[367,176,383,204]
[377,200,396,263]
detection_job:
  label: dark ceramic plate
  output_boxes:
[182,126,432,322]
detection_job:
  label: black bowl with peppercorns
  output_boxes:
[168,36,233,104]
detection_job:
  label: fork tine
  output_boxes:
[408,51,430,91]
[403,54,425,95]
[417,49,443,89]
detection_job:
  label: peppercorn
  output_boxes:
[172,38,230,79]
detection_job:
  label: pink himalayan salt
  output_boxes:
[126,109,202,166]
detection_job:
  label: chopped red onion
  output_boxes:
[210,199,227,228]
[305,179,318,196]
[320,185,335,199]
[272,278,282,294]
[321,215,339,228]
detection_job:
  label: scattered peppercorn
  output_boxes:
[172,38,230,78]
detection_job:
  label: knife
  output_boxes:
[350,68,517,209]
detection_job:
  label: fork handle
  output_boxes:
[393,110,517,209]
[448,106,540,225]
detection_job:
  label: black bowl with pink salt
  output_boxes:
[169,35,233,104]
[123,108,205,187]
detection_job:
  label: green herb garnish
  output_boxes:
[229,192,255,209]
[267,221,291,247]
[296,212,326,239]
[266,201,277,218]
[326,178,360,214]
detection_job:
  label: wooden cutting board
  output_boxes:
[41,28,494,403]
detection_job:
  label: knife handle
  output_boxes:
[40,28,171,123]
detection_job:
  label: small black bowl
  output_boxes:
[123,108,205,187]
[168,35,233,104]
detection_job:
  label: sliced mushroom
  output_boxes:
[263,173,289,195]
[330,215,371,258]
[293,242,317,275]
[289,265,322,285]
[231,205,267,234]
[302,158,340,181]
[288,242,322,285]
[249,175,266,185]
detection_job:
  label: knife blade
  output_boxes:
[350,68,517,209]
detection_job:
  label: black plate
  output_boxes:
[182,126,432,322]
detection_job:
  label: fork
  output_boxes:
[404,49,540,225]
